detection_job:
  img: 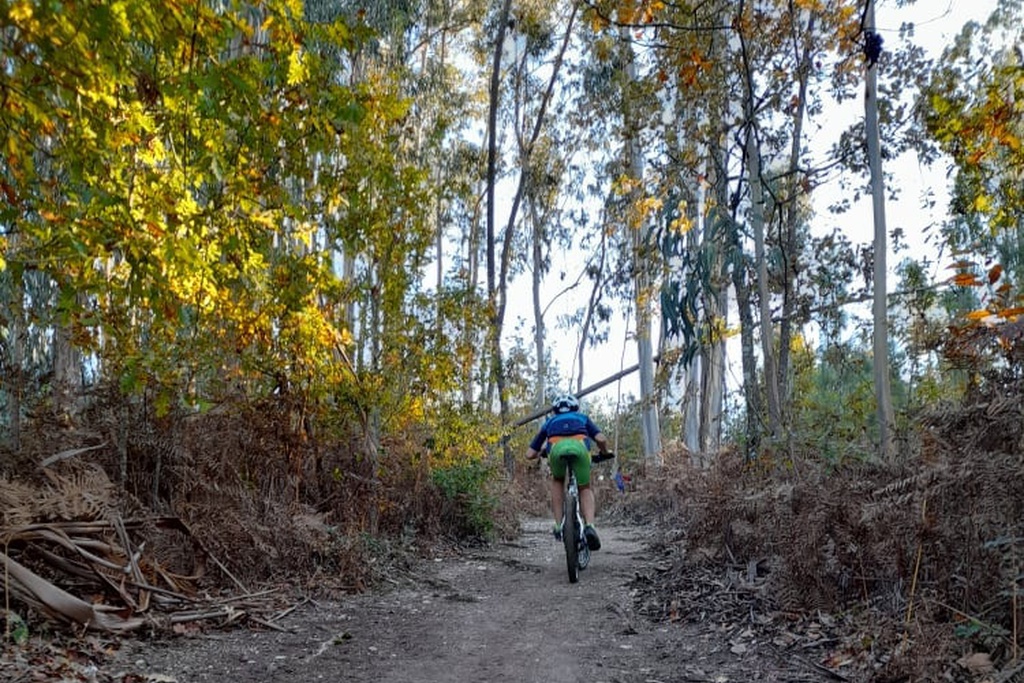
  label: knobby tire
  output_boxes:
[564,490,579,583]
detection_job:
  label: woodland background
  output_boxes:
[1,0,1023,680]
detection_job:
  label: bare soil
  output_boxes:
[101,518,829,683]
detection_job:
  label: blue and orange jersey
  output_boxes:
[529,411,602,452]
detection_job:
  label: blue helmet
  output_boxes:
[551,394,580,414]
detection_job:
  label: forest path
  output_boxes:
[115,519,825,682]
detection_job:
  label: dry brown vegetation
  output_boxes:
[3,376,1023,682]
[1,388,512,640]
[613,386,1024,681]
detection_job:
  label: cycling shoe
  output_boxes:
[584,525,601,550]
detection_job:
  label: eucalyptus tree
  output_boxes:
[643,0,736,460]
[738,1,783,438]
[588,0,895,460]
[863,0,895,459]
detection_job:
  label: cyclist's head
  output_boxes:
[551,393,580,414]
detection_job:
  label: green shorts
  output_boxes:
[548,439,592,487]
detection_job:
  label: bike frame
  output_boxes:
[560,455,590,583]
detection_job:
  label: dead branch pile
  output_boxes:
[620,394,1024,680]
[1,462,303,634]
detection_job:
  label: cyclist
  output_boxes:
[526,393,611,551]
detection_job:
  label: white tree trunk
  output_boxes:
[620,25,662,463]
[745,122,782,438]
[864,0,895,459]
[52,310,83,419]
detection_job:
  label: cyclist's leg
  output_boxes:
[580,486,596,525]
[549,477,564,531]
[548,443,571,531]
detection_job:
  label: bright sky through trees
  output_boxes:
[518,0,1004,410]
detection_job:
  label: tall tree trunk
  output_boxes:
[777,11,816,448]
[7,259,25,454]
[464,197,481,407]
[718,113,762,460]
[682,187,701,458]
[740,5,782,439]
[486,0,514,472]
[730,224,761,460]
[52,301,83,420]
[745,126,782,439]
[682,355,701,456]
[864,0,895,459]
[531,201,546,407]
[620,25,661,463]
[699,168,728,457]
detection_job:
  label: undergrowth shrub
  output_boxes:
[430,459,497,541]
[789,342,908,465]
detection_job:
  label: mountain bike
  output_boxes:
[558,450,614,584]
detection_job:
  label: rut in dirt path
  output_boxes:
[117,518,820,683]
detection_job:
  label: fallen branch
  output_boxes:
[0,550,144,632]
[38,443,108,469]
[168,607,242,624]
[247,615,291,633]
[270,597,309,623]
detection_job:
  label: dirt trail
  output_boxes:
[114,518,821,682]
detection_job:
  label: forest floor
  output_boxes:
[15,517,837,683]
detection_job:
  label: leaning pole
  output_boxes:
[512,356,660,429]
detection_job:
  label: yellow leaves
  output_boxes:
[337,327,354,348]
[136,137,168,167]
[291,221,316,248]
[251,208,280,229]
[668,214,693,234]
[109,1,132,36]
[588,7,610,32]
[614,0,665,25]
[326,194,348,215]
[283,0,305,19]
[635,196,663,222]
[612,174,642,197]
[679,49,711,87]
[8,0,34,24]
[705,315,739,344]
[973,194,993,213]
[287,48,308,86]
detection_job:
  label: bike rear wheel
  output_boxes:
[563,491,579,583]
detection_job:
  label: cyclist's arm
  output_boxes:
[584,417,611,454]
[526,428,547,460]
